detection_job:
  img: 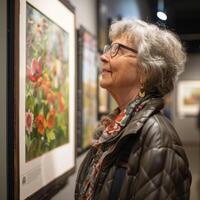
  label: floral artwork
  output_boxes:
[25,4,69,161]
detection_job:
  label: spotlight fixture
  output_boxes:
[157,11,167,21]
[157,0,167,21]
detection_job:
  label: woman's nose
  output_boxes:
[100,53,109,63]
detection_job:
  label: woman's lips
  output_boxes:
[101,69,112,75]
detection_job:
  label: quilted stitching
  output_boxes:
[75,98,192,200]
[134,145,191,200]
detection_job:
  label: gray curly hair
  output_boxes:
[109,19,186,96]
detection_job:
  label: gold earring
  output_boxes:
[139,86,145,98]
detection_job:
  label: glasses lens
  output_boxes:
[110,43,119,57]
[103,45,110,54]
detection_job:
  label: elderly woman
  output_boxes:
[75,19,192,200]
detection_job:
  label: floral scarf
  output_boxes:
[79,95,150,200]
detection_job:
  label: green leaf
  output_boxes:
[46,129,56,143]
[25,133,33,152]
[43,103,49,117]
[26,96,35,110]
[34,103,42,115]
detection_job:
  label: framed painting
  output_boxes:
[10,0,76,199]
[77,26,98,155]
[177,81,200,117]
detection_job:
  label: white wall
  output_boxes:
[72,0,97,35]
[52,0,97,199]
[0,0,7,199]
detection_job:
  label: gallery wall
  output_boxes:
[172,53,200,144]
[0,0,7,199]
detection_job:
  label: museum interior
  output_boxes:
[1,0,200,199]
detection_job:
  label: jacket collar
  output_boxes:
[100,97,165,168]
[120,97,164,138]
[92,97,164,152]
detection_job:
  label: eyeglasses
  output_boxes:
[103,43,138,58]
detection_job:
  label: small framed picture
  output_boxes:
[177,81,200,117]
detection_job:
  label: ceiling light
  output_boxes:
[157,11,167,21]
[157,0,167,21]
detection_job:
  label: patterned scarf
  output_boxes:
[79,95,150,200]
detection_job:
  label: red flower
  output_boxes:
[25,110,34,134]
[57,92,65,112]
[106,121,121,135]
[47,109,56,129]
[36,76,43,87]
[46,90,56,104]
[42,74,52,97]
[35,115,46,135]
[106,121,118,134]
[27,57,42,82]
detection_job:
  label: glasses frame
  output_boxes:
[103,43,138,58]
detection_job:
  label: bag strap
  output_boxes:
[109,138,134,200]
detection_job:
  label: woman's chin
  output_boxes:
[99,79,111,90]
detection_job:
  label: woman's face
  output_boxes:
[100,37,140,92]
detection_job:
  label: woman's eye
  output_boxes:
[112,46,118,53]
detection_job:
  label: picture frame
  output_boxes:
[177,81,200,117]
[10,0,76,199]
[77,26,98,155]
